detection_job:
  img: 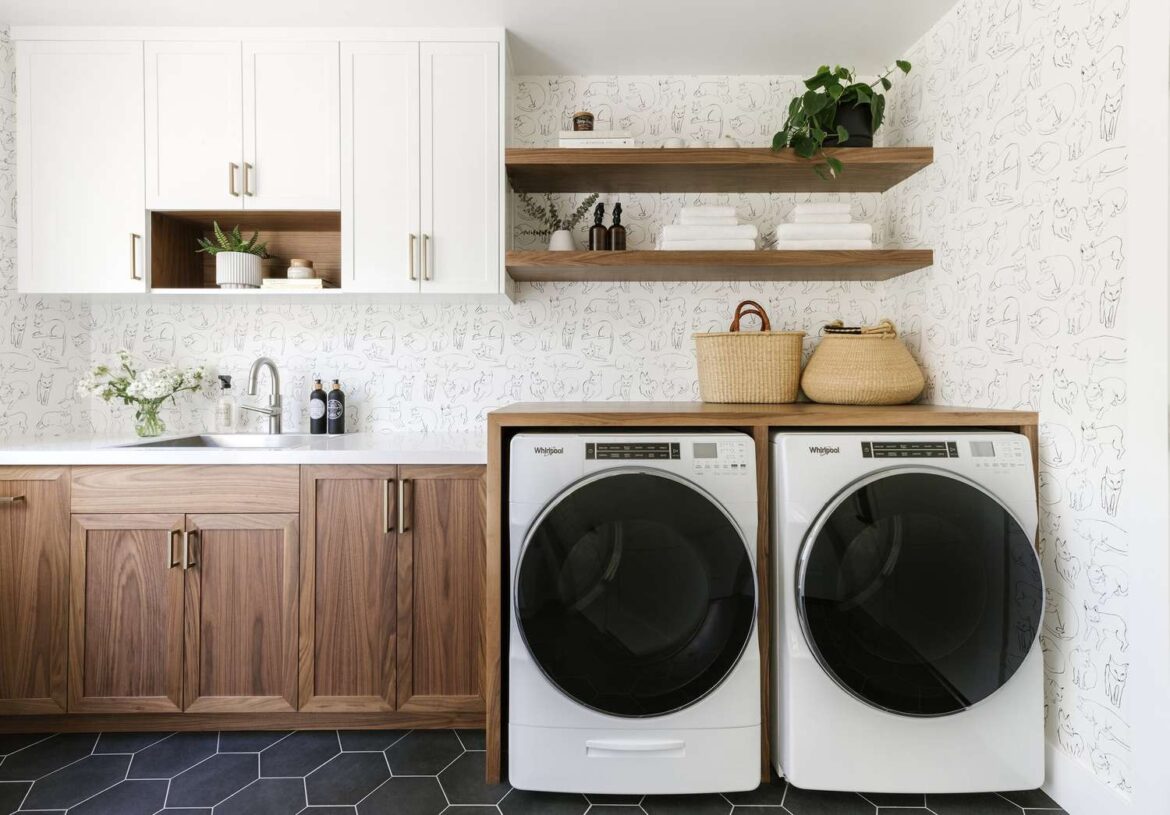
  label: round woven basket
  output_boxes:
[801,319,924,405]
[693,300,805,403]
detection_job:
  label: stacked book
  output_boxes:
[660,206,759,251]
[558,130,636,148]
[776,203,873,250]
[260,278,327,290]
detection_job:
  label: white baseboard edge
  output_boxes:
[1043,741,1131,815]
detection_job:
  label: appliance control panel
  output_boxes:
[859,438,1029,468]
[690,439,751,476]
[585,442,681,460]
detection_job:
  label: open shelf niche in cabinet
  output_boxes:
[149,210,341,292]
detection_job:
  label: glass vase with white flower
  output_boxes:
[77,351,206,438]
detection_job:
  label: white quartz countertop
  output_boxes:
[0,432,487,466]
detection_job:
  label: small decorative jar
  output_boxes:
[572,111,594,131]
[287,258,315,279]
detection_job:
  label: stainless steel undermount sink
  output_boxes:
[125,434,313,449]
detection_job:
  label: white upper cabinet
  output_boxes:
[419,42,500,294]
[17,41,147,294]
[342,42,420,293]
[146,42,243,210]
[244,42,341,210]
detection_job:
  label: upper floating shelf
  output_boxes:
[505,147,934,194]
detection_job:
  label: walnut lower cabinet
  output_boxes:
[300,465,485,717]
[0,468,70,715]
[69,512,299,713]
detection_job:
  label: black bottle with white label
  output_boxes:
[327,380,345,435]
[309,379,327,435]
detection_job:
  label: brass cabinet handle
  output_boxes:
[383,478,396,534]
[0,495,25,505]
[229,161,240,196]
[421,234,430,281]
[187,529,199,568]
[181,530,200,570]
[169,529,182,569]
[408,234,417,281]
[243,162,254,196]
[398,479,411,532]
[130,233,142,280]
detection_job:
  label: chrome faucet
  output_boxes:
[242,357,282,434]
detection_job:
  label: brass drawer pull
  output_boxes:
[130,233,142,280]
[421,234,430,281]
[383,478,396,534]
[398,479,411,532]
[229,161,240,196]
[182,530,200,570]
[243,162,254,196]
[408,234,417,281]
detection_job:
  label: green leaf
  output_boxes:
[802,89,828,114]
[772,131,789,150]
[880,76,892,91]
[814,163,834,181]
[213,221,229,250]
[836,125,850,144]
[792,133,818,158]
[835,66,853,81]
[825,156,844,176]
[804,71,831,90]
[853,84,872,104]
[827,83,844,100]
[871,94,886,132]
[896,59,912,73]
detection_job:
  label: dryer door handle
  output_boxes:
[585,739,685,757]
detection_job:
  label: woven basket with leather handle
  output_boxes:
[801,319,925,405]
[693,300,805,403]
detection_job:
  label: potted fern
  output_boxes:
[196,222,270,289]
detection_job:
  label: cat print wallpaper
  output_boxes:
[0,0,1133,799]
[882,0,1131,798]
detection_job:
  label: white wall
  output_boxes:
[881,0,1133,807]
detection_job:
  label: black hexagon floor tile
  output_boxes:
[439,751,510,805]
[218,731,292,752]
[0,735,48,757]
[453,730,486,751]
[927,792,1025,814]
[68,779,168,815]
[166,752,257,808]
[442,808,501,814]
[339,731,408,752]
[0,781,29,813]
[722,775,787,806]
[261,731,341,778]
[384,731,464,776]
[781,786,874,815]
[358,776,447,815]
[642,793,730,814]
[499,789,588,815]
[999,788,1061,808]
[0,733,97,781]
[876,809,931,814]
[589,807,648,814]
[217,777,306,815]
[22,754,130,810]
[860,792,925,807]
[587,793,643,804]
[127,732,217,779]
[157,810,210,815]
[93,732,172,754]
[306,753,390,805]
[302,807,358,814]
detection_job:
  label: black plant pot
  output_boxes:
[826,103,874,147]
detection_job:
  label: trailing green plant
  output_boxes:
[195,222,269,256]
[772,60,911,179]
[515,192,600,239]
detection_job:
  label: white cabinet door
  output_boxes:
[145,41,243,210]
[419,42,500,294]
[341,42,420,293]
[17,41,147,294]
[243,42,340,210]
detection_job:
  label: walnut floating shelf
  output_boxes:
[505,147,933,193]
[505,249,934,283]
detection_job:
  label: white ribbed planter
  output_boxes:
[216,251,262,289]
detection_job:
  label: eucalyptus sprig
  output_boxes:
[516,192,600,238]
[772,60,911,179]
[196,222,269,257]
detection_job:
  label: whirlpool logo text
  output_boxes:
[534,446,564,456]
[808,445,840,456]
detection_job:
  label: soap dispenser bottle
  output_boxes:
[608,202,627,250]
[588,202,609,250]
[309,378,327,435]
[327,380,346,435]
[215,375,236,432]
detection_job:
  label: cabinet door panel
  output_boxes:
[184,514,298,713]
[17,41,146,293]
[300,466,397,712]
[0,468,69,714]
[70,514,185,713]
[342,42,420,293]
[420,42,499,294]
[146,41,243,210]
[243,41,340,210]
[397,465,485,713]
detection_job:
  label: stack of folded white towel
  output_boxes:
[660,206,759,250]
[776,203,873,250]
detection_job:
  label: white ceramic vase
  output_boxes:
[548,230,575,251]
[216,251,262,289]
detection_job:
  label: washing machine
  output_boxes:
[509,432,760,794]
[772,432,1044,793]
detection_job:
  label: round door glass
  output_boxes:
[517,471,755,717]
[798,470,1041,716]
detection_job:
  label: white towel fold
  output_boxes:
[776,239,874,250]
[661,239,757,251]
[777,223,873,241]
[793,202,852,215]
[662,224,759,241]
[680,206,737,218]
[678,214,739,226]
[791,213,852,224]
